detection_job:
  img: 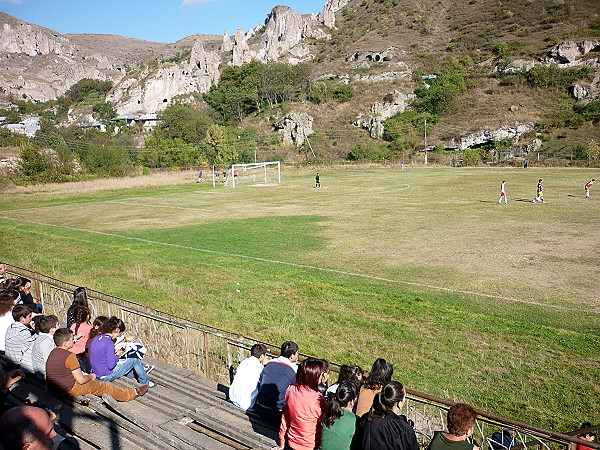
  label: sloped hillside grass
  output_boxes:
[0,166,598,430]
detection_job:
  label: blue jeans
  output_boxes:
[98,357,149,385]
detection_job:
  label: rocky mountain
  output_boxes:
[1,0,599,154]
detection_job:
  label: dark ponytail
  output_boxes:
[367,381,405,422]
[324,382,357,428]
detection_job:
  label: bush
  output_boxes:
[526,65,591,90]
[333,85,355,103]
[347,140,389,161]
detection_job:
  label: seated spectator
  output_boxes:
[356,381,418,450]
[89,316,153,387]
[5,304,37,373]
[69,305,93,372]
[428,403,480,450]
[490,429,516,450]
[0,405,60,449]
[31,315,59,379]
[0,368,25,412]
[46,328,147,402]
[322,381,359,450]
[276,358,329,450]
[0,261,5,285]
[326,364,363,395]
[356,358,393,417]
[229,343,269,410]
[66,287,89,329]
[13,277,42,313]
[85,315,108,359]
[0,290,19,353]
[255,341,299,423]
[576,422,596,450]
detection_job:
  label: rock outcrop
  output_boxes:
[230,5,330,66]
[0,21,74,56]
[321,0,350,28]
[545,40,600,66]
[276,112,314,147]
[107,40,221,114]
[445,123,535,151]
[355,91,416,138]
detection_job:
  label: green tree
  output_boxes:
[413,70,467,116]
[333,85,355,103]
[157,103,214,143]
[92,102,117,122]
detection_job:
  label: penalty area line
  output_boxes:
[1,215,596,315]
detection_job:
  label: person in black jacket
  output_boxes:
[356,380,419,450]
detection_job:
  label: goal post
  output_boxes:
[228,161,281,188]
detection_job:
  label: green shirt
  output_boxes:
[322,409,358,450]
[429,431,475,450]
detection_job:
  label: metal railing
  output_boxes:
[4,264,598,450]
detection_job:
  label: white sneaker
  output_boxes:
[146,381,156,388]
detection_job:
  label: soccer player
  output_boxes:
[585,179,595,198]
[315,172,320,188]
[498,181,507,204]
[533,179,545,203]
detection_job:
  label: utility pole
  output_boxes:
[424,119,428,165]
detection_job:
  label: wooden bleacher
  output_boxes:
[1,355,278,449]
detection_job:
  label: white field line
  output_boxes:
[1,215,597,315]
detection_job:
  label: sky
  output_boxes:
[0,0,328,43]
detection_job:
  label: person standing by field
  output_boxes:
[585,179,595,198]
[498,181,507,204]
[533,179,545,203]
[315,172,321,188]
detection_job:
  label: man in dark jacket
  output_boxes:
[254,341,299,423]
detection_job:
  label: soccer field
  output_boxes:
[0,165,598,429]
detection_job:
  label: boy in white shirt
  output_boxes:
[229,343,269,410]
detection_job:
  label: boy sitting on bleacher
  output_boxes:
[46,328,147,402]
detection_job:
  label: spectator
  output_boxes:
[276,358,329,450]
[31,315,59,379]
[428,403,480,450]
[356,381,418,450]
[85,315,108,359]
[13,277,42,313]
[576,422,596,450]
[229,343,269,410]
[322,381,359,450]
[69,305,93,372]
[5,304,37,373]
[255,341,299,423]
[0,261,5,284]
[0,290,19,353]
[326,364,363,395]
[356,358,394,417]
[0,405,59,449]
[490,429,516,450]
[66,287,90,329]
[46,328,147,402]
[0,368,25,412]
[89,316,153,387]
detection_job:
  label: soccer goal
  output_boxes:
[227,161,281,188]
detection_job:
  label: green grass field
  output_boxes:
[1,165,598,431]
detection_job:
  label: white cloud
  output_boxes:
[181,0,216,10]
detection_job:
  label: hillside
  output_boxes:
[0,0,600,170]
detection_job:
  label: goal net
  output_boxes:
[227,161,281,187]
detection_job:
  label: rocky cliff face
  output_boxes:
[0,14,127,102]
[107,40,221,114]
[230,5,330,66]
